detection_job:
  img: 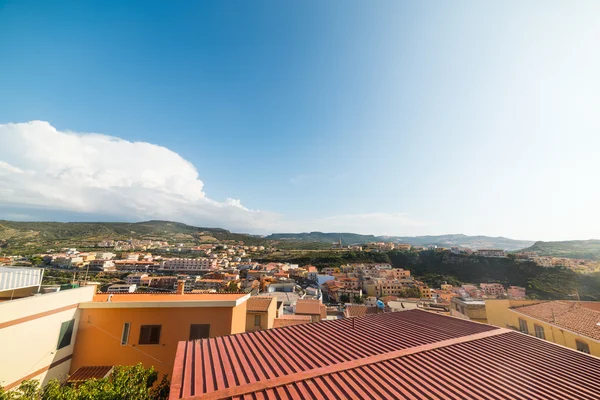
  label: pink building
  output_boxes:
[480,283,505,298]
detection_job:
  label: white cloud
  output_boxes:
[0,121,431,235]
[0,121,280,231]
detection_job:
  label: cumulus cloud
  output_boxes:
[0,121,280,231]
[0,121,430,235]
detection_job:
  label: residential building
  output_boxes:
[487,300,600,356]
[450,297,488,323]
[294,299,326,322]
[88,259,116,272]
[245,296,276,331]
[71,291,250,377]
[480,283,505,298]
[169,309,600,400]
[507,285,526,299]
[475,249,507,258]
[125,273,148,286]
[148,276,178,290]
[107,284,137,293]
[161,258,218,272]
[0,285,96,390]
[194,279,226,291]
[533,256,553,267]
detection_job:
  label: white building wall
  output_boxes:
[0,286,95,390]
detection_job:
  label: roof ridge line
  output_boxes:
[185,327,511,400]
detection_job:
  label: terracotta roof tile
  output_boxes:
[294,299,322,315]
[344,305,378,318]
[67,366,113,383]
[513,300,600,340]
[273,315,312,328]
[246,296,274,312]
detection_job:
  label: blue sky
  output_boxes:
[1,1,600,240]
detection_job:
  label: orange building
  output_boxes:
[71,291,249,377]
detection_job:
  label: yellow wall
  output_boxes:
[485,299,540,328]
[71,303,245,377]
[485,299,600,356]
[508,310,600,356]
[245,299,276,332]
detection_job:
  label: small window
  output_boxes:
[518,319,528,334]
[254,315,261,326]
[121,322,131,346]
[57,319,75,350]
[534,324,545,340]
[576,340,590,354]
[139,325,161,345]
[189,324,210,340]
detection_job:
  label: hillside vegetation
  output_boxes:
[255,249,600,301]
[520,240,600,260]
[266,232,533,251]
[0,220,265,253]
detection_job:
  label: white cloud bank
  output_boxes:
[0,121,429,235]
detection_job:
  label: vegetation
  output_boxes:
[253,250,391,269]
[265,232,533,251]
[388,250,600,300]
[519,240,600,260]
[0,220,266,254]
[0,364,169,400]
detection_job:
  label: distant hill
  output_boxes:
[520,240,600,260]
[265,232,534,251]
[0,220,265,252]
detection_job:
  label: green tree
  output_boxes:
[0,364,169,400]
[224,281,239,292]
[353,295,364,304]
[339,294,350,303]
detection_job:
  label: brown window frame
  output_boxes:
[139,325,161,345]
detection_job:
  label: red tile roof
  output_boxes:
[272,315,312,328]
[170,310,600,400]
[67,366,113,384]
[246,296,274,312]
[513,301,600,340]
[343,304,378,318]
[294,299,322,315]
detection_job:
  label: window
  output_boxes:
[57,319,75,350]
[534,324,545,340]
[518,319,528,334]
[121,322,131,346]
[139,325,161,345]
[254,315,261,326]
[189,324,210,340]
[576,340,590,354]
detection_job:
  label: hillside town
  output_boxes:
[3,238,600,399]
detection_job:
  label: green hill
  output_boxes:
[520,240,600,260]
[265,232,533,251]
[0,220,265,253]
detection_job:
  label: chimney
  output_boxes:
[177,280,186,295]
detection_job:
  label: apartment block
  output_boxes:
[71,291,250,377]
[161,258,218,272]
